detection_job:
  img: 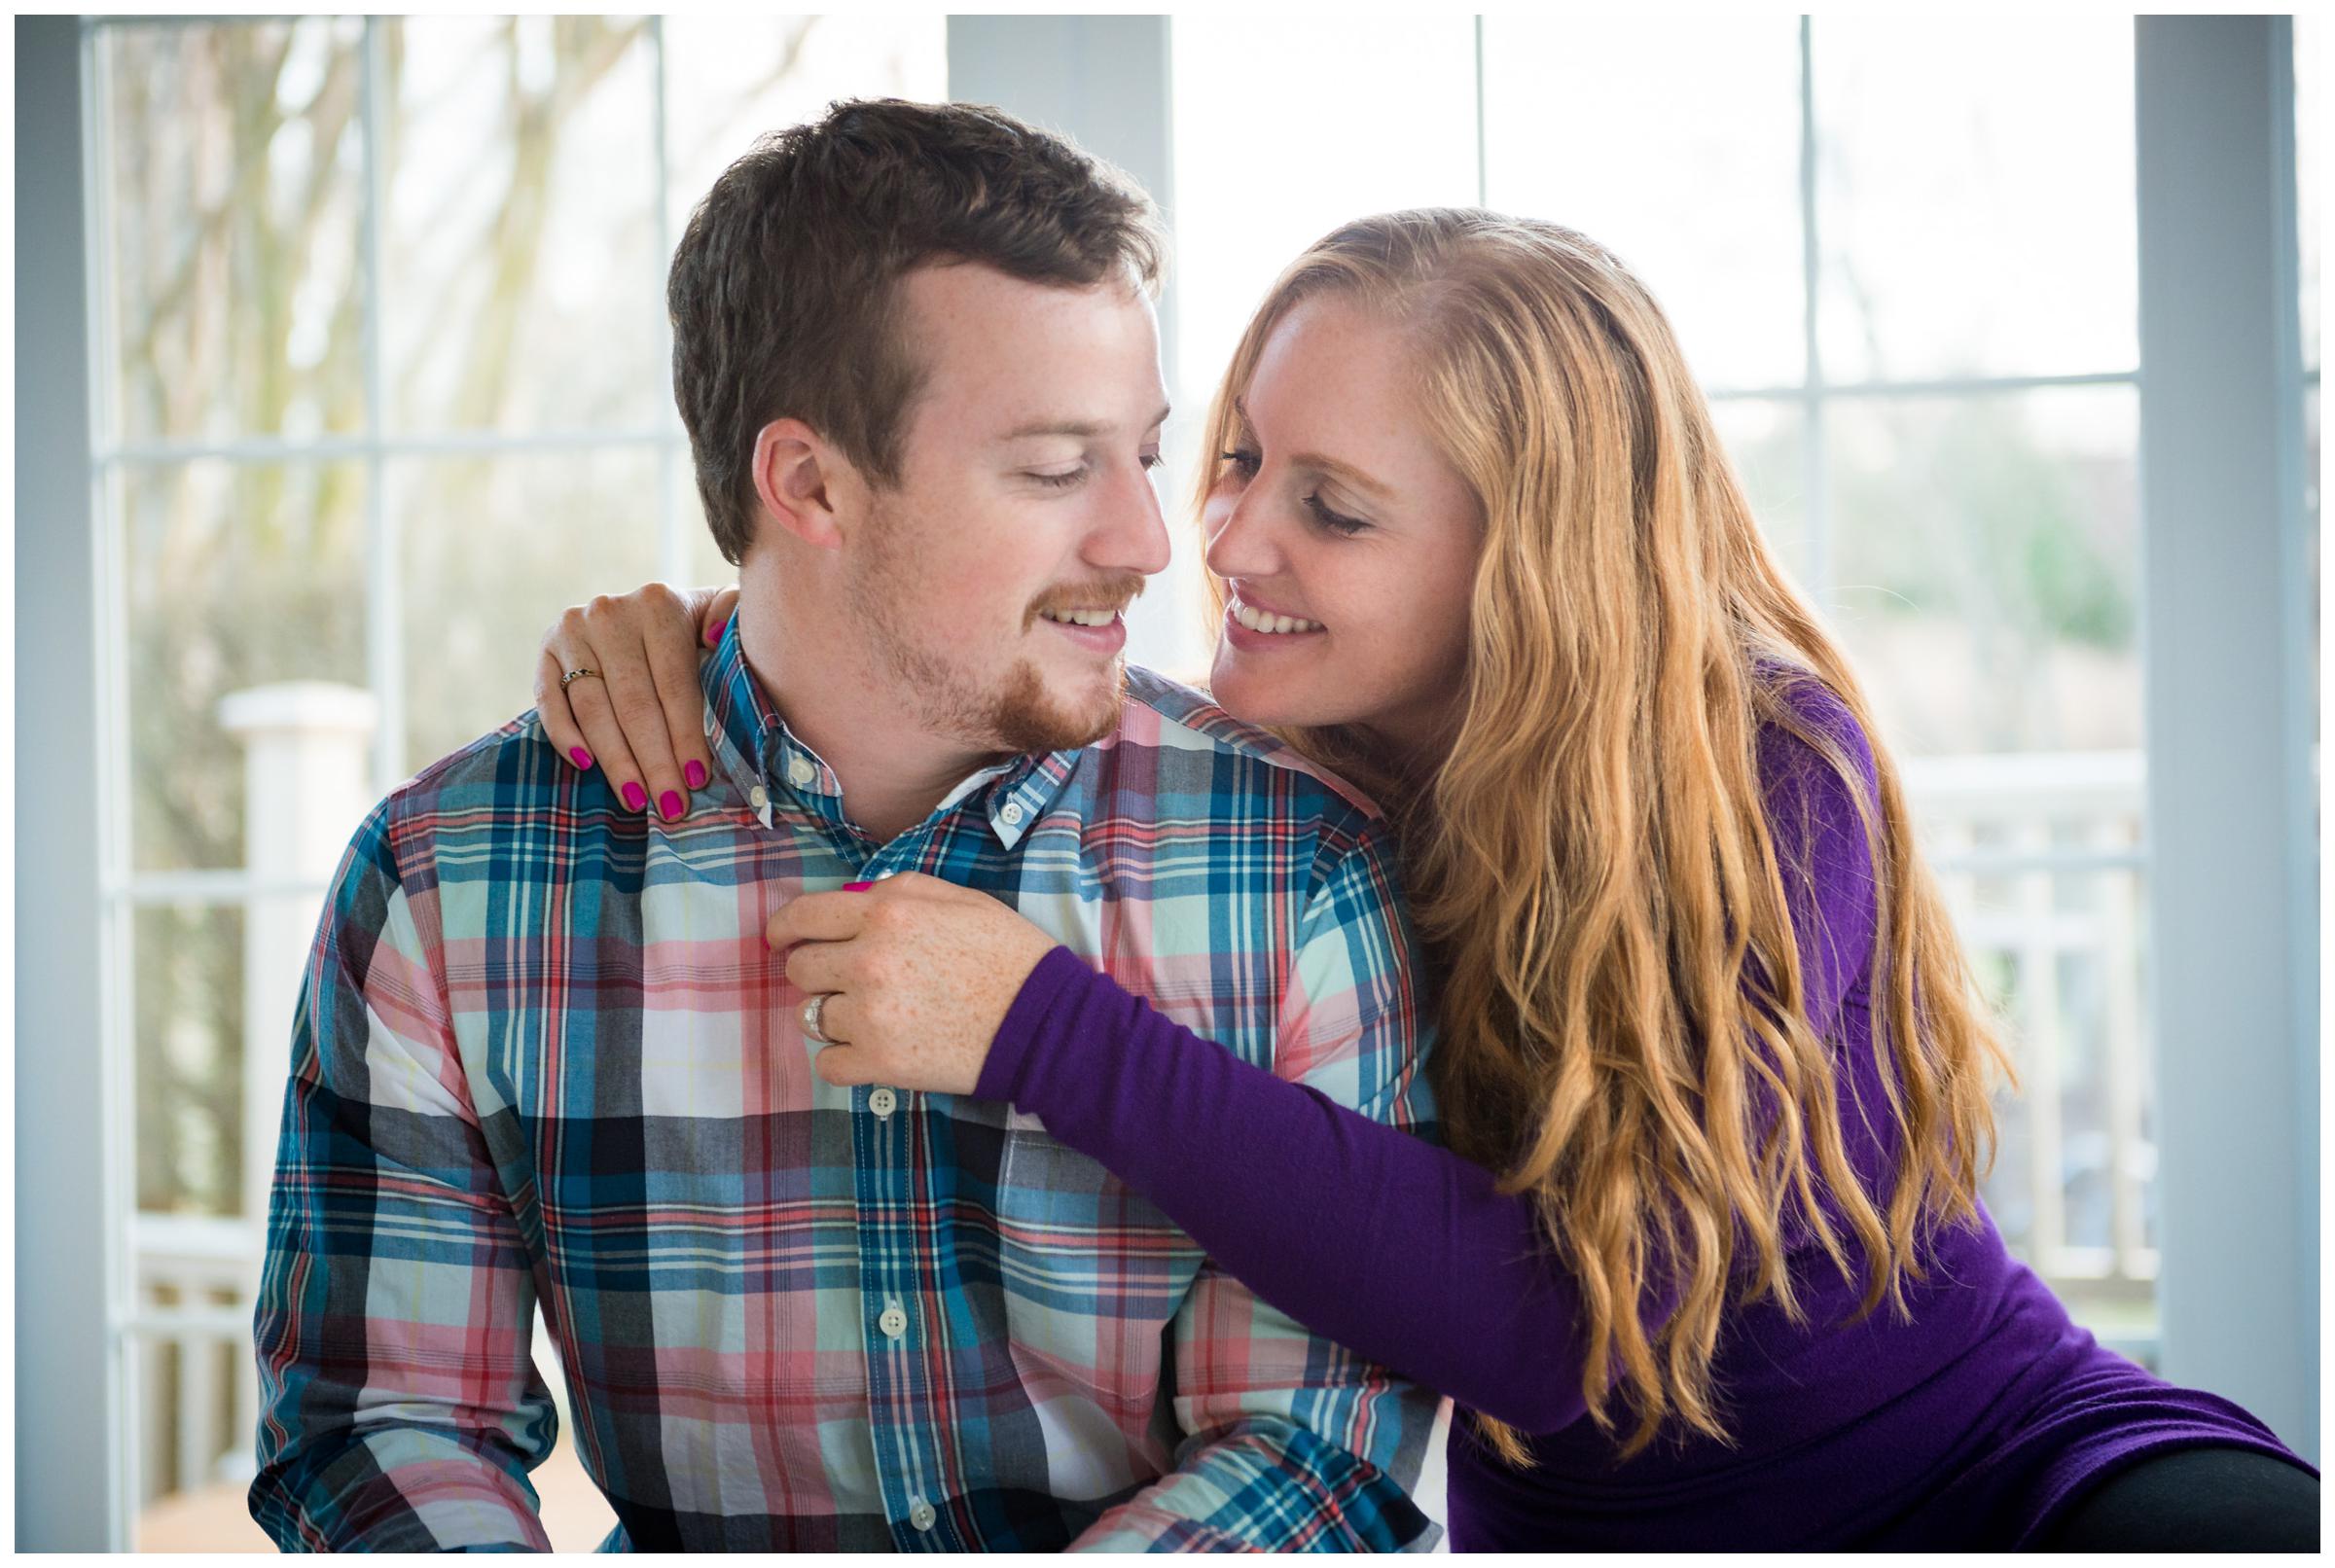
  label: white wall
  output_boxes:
[2135,14,2318,1462]
[16,14,120,1550]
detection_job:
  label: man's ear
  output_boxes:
[749,418,851,550]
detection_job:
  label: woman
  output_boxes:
[527,211,2316,1549]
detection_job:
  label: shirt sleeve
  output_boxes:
[247,802,559,1551]
[1028,823,1446,1551]
[978,708,1889,1447]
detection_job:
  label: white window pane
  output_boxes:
[1828,386,2140,756]
[663,15,948,244]
[1483,16,1805,393]
[125,461,370,873]
[133,905,249,1220]
[677,449,737,592]
[1814,18,2137,383]
[1168,17,1479,428]
[1708,397,1810,584]
[101,19,369,445]
[381,17,663,434]
[1164,18,1477,686]
[396,450,664,769]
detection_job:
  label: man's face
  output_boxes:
[843,263,1172,757]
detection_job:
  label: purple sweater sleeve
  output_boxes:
[977,695,1881,1438]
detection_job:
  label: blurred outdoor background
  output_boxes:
[14,13,2320,1551]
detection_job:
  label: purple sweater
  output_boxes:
[976,685,2311,1549]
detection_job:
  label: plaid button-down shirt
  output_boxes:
[249,621,1443,1551]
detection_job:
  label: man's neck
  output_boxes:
[735,580,1009,845]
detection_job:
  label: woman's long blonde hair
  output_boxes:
[1197,211,2014,1461]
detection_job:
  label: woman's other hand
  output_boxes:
[766,873,1064,1097]
[535,582,740,818]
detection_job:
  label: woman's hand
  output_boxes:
[766,873,1063,1096]
[535,582,740,818]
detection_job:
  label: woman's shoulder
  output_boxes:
[1753,666,1880,818]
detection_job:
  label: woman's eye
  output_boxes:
[1028,467,1086,489]
[1217,447,1260,481]
[1304,493,1369,536]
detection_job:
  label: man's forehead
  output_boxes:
[892,264,1164,440]
[993,406,1173,443]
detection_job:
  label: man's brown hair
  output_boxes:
[667,97,1168,565]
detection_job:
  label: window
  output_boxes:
[1491,15,2158,1348]
[87,16,945,1549]
[1173,17,2166,1354]
[56,15,2318,1550]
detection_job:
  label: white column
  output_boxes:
[2135,16,2316,1459]
[16,15,118,1549]
[218,683,379,1229]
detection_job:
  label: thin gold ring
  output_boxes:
[559,666,601,690]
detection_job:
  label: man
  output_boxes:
[249,98,1441,1551]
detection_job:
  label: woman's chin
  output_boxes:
[1207,654,1360,733]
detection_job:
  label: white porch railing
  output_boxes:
[1905,750,2157,1356]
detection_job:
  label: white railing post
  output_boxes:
[219,681,378,1229]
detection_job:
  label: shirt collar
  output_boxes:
[699,613,1087,849]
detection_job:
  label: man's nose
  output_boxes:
[1092,459,1173,578]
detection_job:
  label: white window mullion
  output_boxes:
[1473,17,1489,208]
[85,19,145,1552]
[361,16,403,793]
[1797,16,1831,600]
[99,427,675,467]
[649,18,691,588]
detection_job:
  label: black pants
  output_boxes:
[2037,1444,2319,1551]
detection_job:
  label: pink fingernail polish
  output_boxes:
[622,782,648,811]
[706,617,729,648]
[843,881,874,892]
[660,790,684,821]
[569,747,593,769]
[684,760,708,790]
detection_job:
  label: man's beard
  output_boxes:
[845,504,1134,755]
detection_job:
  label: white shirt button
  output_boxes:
[787,756,815,788]
[878,1304,909,1339]
[868,1087,898,1119]
[999,801,1025,827]
[747,784,768,810]
[908,1500,937,1533]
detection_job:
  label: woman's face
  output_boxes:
[1203,294,1483,756]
